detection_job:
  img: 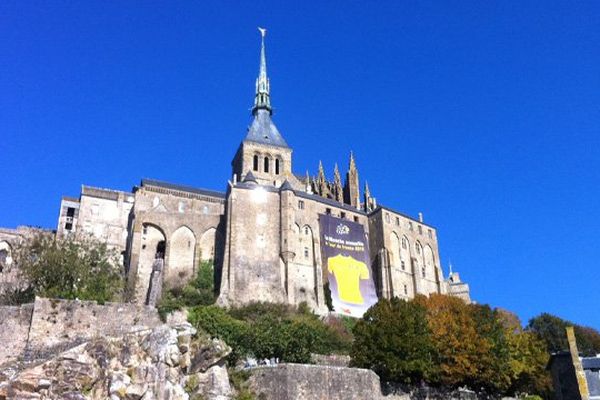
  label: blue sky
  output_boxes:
[1,1,599,328]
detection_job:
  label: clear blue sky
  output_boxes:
[1,1,598,328]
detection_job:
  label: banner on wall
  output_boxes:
[319,214,378,317]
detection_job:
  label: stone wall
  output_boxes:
[249,364,391,400]
[0,304,33,365]
[0,297,161,365]
[25,297,161,361]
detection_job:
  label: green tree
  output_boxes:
[498,310,551,397]
[351,297,435,384]
[527,313,600,356]
[12,232,123,303]
[469,304,512,393]
[418,294,486,387]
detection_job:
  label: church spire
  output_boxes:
[253,27,272,115]
[333,163,343,202]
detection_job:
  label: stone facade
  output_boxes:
[48,32,470,312]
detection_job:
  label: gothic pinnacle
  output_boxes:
[349,150,356,171]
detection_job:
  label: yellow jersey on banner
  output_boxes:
[327,254,369,305]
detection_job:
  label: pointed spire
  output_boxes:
[364,181,372,212]
[318,161,325,180]
[333,163,343,202]
[349,150,357,171]
[317,161,327,196]
[252,27,272,115]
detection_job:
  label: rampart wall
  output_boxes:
[0,297,161,365]
[0,304,33,365]
[249,363,393,400]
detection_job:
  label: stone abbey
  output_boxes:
[49,31,470,313]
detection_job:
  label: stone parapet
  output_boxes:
[249,363,389,400]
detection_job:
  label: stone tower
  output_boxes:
[231,28,292,187]
[344,152,360,208]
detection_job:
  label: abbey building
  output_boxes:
[51,31,470,314]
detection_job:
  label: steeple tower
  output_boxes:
[253,27,272,115]
[232,28,292,186]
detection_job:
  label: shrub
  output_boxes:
[158,261,215,319]
[189,302,353,364]
[12,232,123,303]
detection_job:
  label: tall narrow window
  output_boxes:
[253,155,259,171]
[404,284,408,295]
[275,159,280,175]
[422,266,426,278]
[401,260,405,270]
[304,247,309,259]
[264,157,269,173]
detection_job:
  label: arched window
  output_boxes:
[253,155,259,171]
[264,157,269,173]
[275,159,280,175]
[415,243,421,255]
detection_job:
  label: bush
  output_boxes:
[188,302,353,364]
[12,232,123,303]
[158,261,215,319]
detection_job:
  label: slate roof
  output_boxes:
[243,171,258,183]
[141,179,225,199]
[583,357,600,370]
[244,109,289,148]
[279,180,293,191]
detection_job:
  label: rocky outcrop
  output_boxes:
[0,323,233,400]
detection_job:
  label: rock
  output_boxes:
[0,324,234,400]
[191,365,234,400]
[37,379,51,389]
[125,383,147,399]
[189,337,231,373]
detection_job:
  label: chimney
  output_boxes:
[418,212,423,223]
